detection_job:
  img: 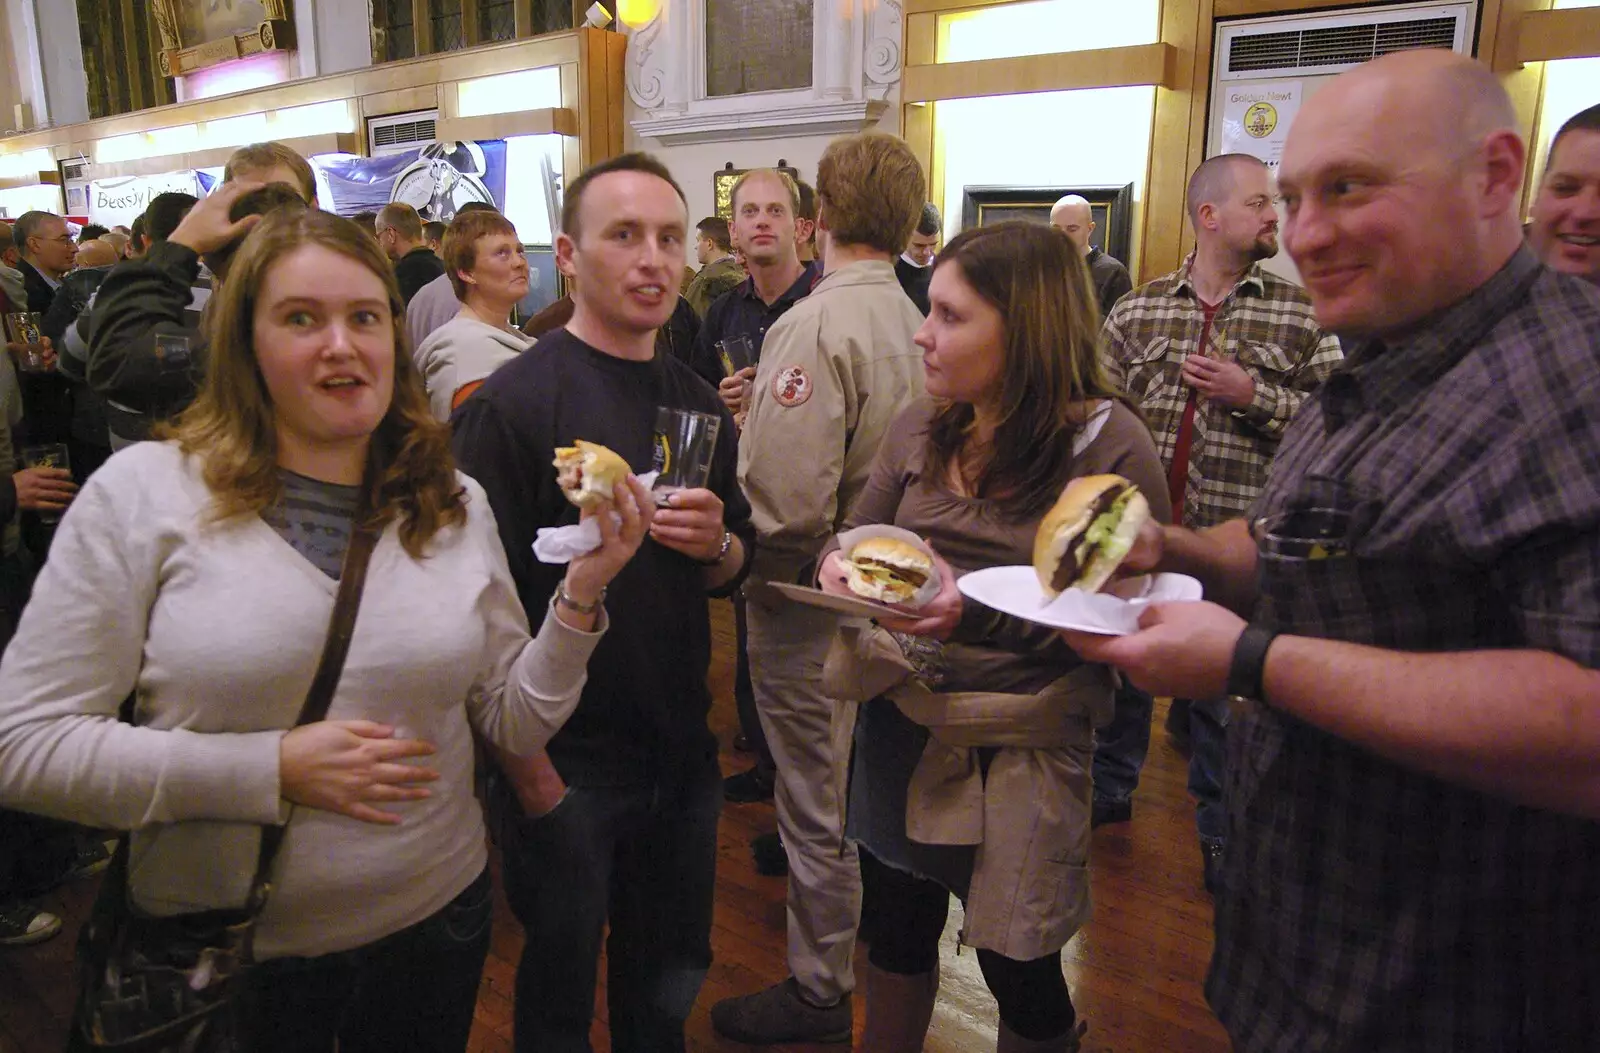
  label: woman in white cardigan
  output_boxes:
[0,192,653,1053]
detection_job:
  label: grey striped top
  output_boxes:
[261,470,358,579]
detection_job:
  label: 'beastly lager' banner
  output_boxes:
[87,171,217,229]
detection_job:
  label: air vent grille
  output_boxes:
[1228,15,1458,74]
[372,118,436,148]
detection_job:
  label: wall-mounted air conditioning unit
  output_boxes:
[367,110,440,157]
[1217,2,1474,84]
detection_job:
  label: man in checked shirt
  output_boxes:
[1092,151,1341,891]
[1072,50,1600,1051]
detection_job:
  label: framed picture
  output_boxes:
[960,184,1135,265]
[151,0,294,79]
[713,161,802,220]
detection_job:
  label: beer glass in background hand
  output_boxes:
[21,444,72,526]
[715,336,757,424]
[5,313,50,372]
[653,407,722,506]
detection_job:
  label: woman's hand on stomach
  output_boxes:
[280,720,440,825]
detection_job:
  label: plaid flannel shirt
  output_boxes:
[1210,247,1600,1051]
[1100,256,1343,528]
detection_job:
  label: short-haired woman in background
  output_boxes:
[0,207,651,1053]
[415,208,532,420]
[818,221,1171,1053]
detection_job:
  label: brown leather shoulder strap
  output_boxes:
[294,520,382,726]
[249,519,383,911]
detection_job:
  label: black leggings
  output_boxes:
[859,849,1076,1042]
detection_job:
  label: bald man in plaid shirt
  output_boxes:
[1072,51,1600,1052]
[1092,152,1341,890]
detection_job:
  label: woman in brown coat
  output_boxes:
[817,221,1170,1052]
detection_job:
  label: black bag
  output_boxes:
[69,521,381,1053]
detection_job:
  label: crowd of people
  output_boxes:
[0,46,1593,1053]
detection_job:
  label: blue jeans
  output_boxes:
[234,867,493,1053]
[1187,696,1229,845]
[498,754,722,1053]
[1091,680,1153,805]
[1092,686,1228,845]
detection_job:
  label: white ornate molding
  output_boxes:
[626,0,902,146]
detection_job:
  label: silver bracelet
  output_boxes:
[555,581,606,615]
[697,530,733,567]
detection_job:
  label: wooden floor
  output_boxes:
[0,601,1230,1053]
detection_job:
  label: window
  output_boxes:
[76,0,175,118]
[704,0,814,97]
[937,0,1160,63]
[480,0,518,42]
[384,0,416,61]
[529,0,576,34]
[432,0,466,52]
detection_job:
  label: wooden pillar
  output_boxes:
[902,10,939,226]
[1138,0,1209,283]
[1480,0,1558,214]
[575,26,626,166]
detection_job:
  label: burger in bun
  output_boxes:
[553,440,630,510]
[1033,475,1151,597]
[842,537,934,606]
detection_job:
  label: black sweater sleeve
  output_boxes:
[702,390,755,599]
[0,419,16,526]
[451,393,554,618]
[689,295,735,390]
[86,242,204,412]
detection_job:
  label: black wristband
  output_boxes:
[1226,625,1279,702]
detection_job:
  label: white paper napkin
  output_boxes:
[533,471,660,564]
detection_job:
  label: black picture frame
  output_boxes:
[713,161,802,220]
[960,184,1135,265]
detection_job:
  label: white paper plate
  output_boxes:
[956,566,1203,635]
[769,582,912,620]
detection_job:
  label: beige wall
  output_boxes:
[0,9,22,134]
[625,98,903,233]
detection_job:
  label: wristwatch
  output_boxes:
[697,530,734,567]
[1226,625,1279,702]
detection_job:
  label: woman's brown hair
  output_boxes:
[167,207,466,556]
[925,220,1132,519]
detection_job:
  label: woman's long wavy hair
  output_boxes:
[167,207,466,556]
[925,220,1133,520]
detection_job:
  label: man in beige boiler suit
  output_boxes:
[712,131,928,1045]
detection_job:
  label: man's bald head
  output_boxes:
[1050,195,1095,254]
[1333,49,1514,160]
[76,239,119,269]
[1279,50,1526,337]
[1187,154,1267,227]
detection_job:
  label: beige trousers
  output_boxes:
[746,598,861,1004]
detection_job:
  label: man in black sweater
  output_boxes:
[376,202,446,304]
[1050,194,1133,317]
[894,201,940,315]
[451,152,754,1053]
